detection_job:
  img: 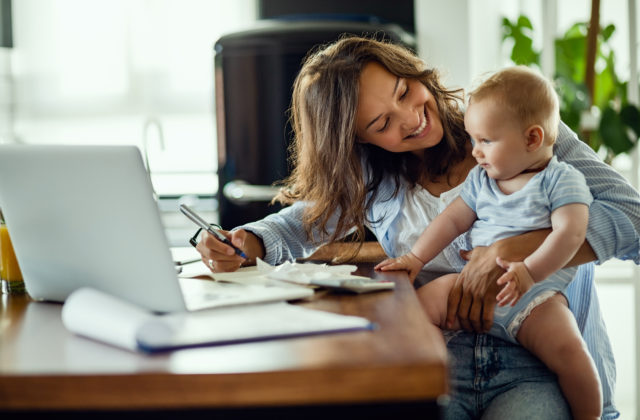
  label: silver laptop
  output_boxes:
[0,145,311,313]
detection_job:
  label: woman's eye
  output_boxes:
[400,84,410,100]
[377,119,389,133]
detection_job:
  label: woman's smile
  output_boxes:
[405,106,430,139]
[356,62,443,154]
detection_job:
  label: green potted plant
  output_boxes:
[502,14,640,163]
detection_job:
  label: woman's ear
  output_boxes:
[525,125,544,151]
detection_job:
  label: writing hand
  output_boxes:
[446,246,503,333]
[196,229,252,272]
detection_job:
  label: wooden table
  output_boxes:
[0,263,448,418]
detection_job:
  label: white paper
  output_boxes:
[202,258,369,286]
[62,287,373,353]
[178,277,314,311]
[136,301,373,351]
[61,287,154,351]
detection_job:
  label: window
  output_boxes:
[9,0,257,196]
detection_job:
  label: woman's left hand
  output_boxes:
[445,246,503,333]
[445,229,551,333]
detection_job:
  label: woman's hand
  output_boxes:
[375,252,425,282]
[195,229,265,273]
[445,246,503,333]
[445,229,553,333]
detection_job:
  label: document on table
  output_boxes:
[179,258,395,294]
[62,288,374,353]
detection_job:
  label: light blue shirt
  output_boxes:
[460,156,593,249]
[240,122,638,419]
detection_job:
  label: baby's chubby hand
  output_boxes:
[375,252,425,282]
[494,257,535,306]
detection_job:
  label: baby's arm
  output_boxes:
[495,202,589,306]
[376,197,476,281]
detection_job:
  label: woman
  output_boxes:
[197,36,639,419]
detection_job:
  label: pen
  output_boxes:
[179,204,247,259]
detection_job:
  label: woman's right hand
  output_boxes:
[195,229,265,273]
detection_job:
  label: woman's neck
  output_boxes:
[420,143,476,197]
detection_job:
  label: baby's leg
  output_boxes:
[516,293,602,420]
[416,273,460,329]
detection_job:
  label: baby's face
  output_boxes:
[464,98,530,180]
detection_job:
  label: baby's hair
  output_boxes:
[469,66,560,144]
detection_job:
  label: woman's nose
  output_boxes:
[400,106,421,131]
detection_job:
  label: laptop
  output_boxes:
[0,145,312,313]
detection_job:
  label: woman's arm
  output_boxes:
[555,122,640,263]
[196,201,343,272]
[494,203,589,305]
[445,229,597,332]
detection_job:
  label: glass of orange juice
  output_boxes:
[0,222,25,294]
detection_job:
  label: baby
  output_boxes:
[376,66,602,420]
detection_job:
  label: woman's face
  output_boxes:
[355,62,444,155]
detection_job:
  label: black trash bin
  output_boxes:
[214,19,414,229]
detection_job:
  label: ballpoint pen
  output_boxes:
[179,204,248,259]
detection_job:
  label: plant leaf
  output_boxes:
[601,24,616,41]
[621,104,640,138]
[599,106,635,154]
[517,15,534,30]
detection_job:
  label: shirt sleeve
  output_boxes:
[237,201,340,265]
[554,122,640,264]
[459,165,482,212]
[545,162,593,211]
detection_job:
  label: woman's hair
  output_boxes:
[469,65,560,144]
[275,36,469,249]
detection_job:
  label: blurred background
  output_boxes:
[0,1,638,418]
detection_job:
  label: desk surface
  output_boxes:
[0,263,447,411]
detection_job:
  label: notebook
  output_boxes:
[0,144,313,312]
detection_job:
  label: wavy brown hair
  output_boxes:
[275,36,469,250]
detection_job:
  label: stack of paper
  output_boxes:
[180,258,395,294]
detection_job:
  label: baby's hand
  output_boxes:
[494,257,535,306]
[375,252,425,282]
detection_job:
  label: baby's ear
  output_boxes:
[525,125,544,151]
